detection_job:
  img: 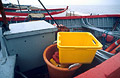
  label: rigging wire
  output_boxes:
[38,0,59,28]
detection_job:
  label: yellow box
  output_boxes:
[57,32,103,64]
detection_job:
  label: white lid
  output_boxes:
[4,20,57,39]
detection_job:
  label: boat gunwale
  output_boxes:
[45,14,120,20]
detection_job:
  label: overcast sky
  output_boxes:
[2,0,120,5]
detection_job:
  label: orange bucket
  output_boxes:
[43,43,81,78]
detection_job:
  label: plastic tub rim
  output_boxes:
[43,43,81,72]
[57,32,103,49]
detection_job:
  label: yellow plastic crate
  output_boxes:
[57,32,103,64]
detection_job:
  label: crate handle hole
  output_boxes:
[92,40,96,44]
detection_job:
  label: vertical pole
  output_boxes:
[17,0,22,13]
[0,0,10,31]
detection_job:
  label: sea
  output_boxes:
[34,5,120,17]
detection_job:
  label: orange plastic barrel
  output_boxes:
[43,43,81,78]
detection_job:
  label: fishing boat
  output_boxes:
[0,0,120,78]
[0,6,68,25]
[1,15,119,78]
[3,2,67,13]
[4,5,68,13]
